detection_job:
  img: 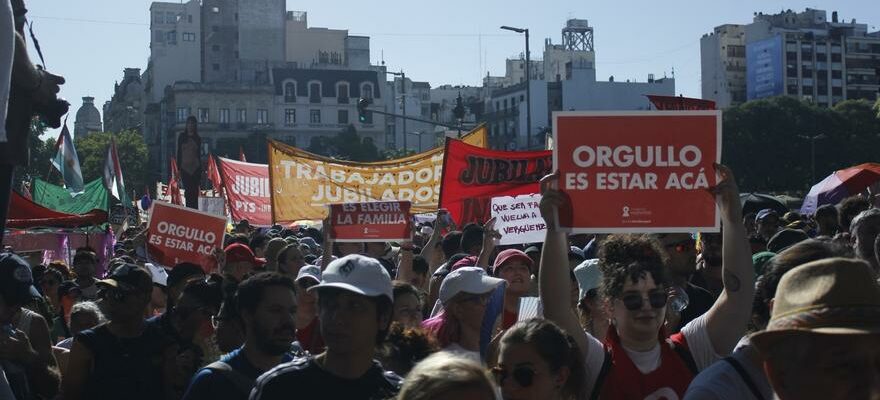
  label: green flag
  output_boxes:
[33,178,110,214]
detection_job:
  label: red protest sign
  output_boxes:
[218,157,272,226]
[439,139,552,226]
[329,201,412,242]
[553,111,721,233]
[146,201,227,267]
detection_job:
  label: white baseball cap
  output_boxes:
[439,267,504,304]
[145,263,168,287]
[310,254,392,301]
[295,264,322,284]
[573,259,602,300]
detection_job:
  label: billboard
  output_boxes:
[747,35,784,100]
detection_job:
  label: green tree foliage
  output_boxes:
[306,124,380,162]
[76,130,148,198]
[723,97,880,193]
[14,121,59,187]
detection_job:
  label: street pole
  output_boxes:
[810,137,816,185]
[524,29,531,150]
[401,71,407,153]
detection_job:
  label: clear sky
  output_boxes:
[27,0,879,140]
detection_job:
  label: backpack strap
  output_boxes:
[588,349,613,400]
[205,361,255,397]
[668,338,699,376]
[723,357,767,400]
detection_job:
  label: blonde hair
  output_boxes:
[397,352,498,400]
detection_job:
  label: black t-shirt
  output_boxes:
[250,357,402,400]
[677,282,715,330]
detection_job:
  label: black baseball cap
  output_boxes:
[96,263,152,292]
[0,252,39,306]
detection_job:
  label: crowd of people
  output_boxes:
[0,164,879,400]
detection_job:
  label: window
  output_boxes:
[256,109,268,124]
[284,109,296,126]
[166,12,177,24]
[338,110,349,124]
[362,83,373,100]
[212,45,220,52]
[187,15,192,23]
[153,12,164,24]
[310,110,321,124]
[212,63,220,71]
[219,108,230,124]
[520,95,524,101]
[237,109,247,123]
[284,82,296,102]
[154,30,165,43]
[166,30,176,44]
[309,83,321,103]
[198,108,209,123]
[176,107,189,122]
[182,32,195,42]
[337,83,349,104]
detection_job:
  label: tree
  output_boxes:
[76,130,149,198]
[13,120,59,189]
[306,124,380,162]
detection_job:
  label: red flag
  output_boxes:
[168,159,183,206]
[239,146,247,162]
[646,95,716,110]
[206,154,223,194]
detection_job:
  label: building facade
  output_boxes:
[702,8,880,108]
[73,97,103,140]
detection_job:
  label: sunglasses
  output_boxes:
[621,291,668,311]
[492,366,537,387]
[99,288,133,303]
[456,292,491,305]
[664,240,695,254]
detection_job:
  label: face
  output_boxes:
[852,215,880,269]
[226,261,254,282]
[499,261,531,296]
[449,291,492,330]
[186,119,196,133]
[319,289,387,355]
[611,274,667,343]
[176,294,219,339]
[497,342,568,400]
[101,286,151,321]
[279,248,305,276]
[244,285,297,355]
[40,275,62,299]
[365,242,386,258]
[294,279,318,320]
[699,233,723,270]
[660,234,697,276]
[392,292,422,329]
[758,217,780,240]
[73,259,96,279]
[765,333,880,400]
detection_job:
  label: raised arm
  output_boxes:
[419,209,451,275]
[477,217,500,269]
[703,164,755,355]
[538,173,590,355]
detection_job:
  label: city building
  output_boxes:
[103,68,145,134]
[702,8,880,108]
[73,97,103,140]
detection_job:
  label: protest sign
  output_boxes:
[553,111,721,233]
[217,157,272,226]
[146,201,226,267]
[269,126,487,222]
[439,139,552,226]
[328,201,412,242]
[490,194,546,245]
[518,297,543,321]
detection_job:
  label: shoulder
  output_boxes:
[684,359,738,399]
[250,357,313,399]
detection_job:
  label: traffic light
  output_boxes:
[453,93,465,120]
[357,98,371,123]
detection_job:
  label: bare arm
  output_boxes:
[538,174,590,356]
[61,339,93,400]
[703,165,755,355]
[477,217,500,269]
[419,209,451,274]
[321,217,332,270]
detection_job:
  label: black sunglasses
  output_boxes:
[621,291,668,311]
[492,366,536,387]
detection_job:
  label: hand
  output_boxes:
[435,209,452,232]
[539,172,566,231]
[708,164,741,219]
[0,329,38,366]
[32,69,65,105]
[481,217,501,255]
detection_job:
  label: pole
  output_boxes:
[524,29,531,150]
[810,136,816,185]
[401,71,407,153]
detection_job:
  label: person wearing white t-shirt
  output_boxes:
[537,165,755,399]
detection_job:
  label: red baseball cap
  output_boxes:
[493,249,533,275]
[224,243,266,267]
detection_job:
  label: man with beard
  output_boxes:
[182,273,297,400]
[655,233,715,332]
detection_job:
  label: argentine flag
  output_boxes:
[51,125,84,195]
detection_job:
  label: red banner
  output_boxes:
[146,201,226,268]
[553,111,721,233]
[647,95,716,111]
[218,157,272,226]
[439,139,552,225]
[329,201,412,242]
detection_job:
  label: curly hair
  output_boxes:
[597,234,670,300]
[378,322,440,376]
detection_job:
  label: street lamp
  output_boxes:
[797,133,827,184]
[500,25,531,150]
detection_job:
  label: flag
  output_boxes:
[20,180,32,200]
[168,158,183,206]
[206,154,223,194]
[51,125,84,194]
[102,137,128,203]
[239,146,247,162]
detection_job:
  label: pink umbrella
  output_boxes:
[800,163,880,215]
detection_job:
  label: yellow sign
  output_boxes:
[269,125,486,222]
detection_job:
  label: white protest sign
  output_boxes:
[518,297,543,321]
[490,194,546,245]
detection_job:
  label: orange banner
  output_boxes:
[269,125,487,222]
